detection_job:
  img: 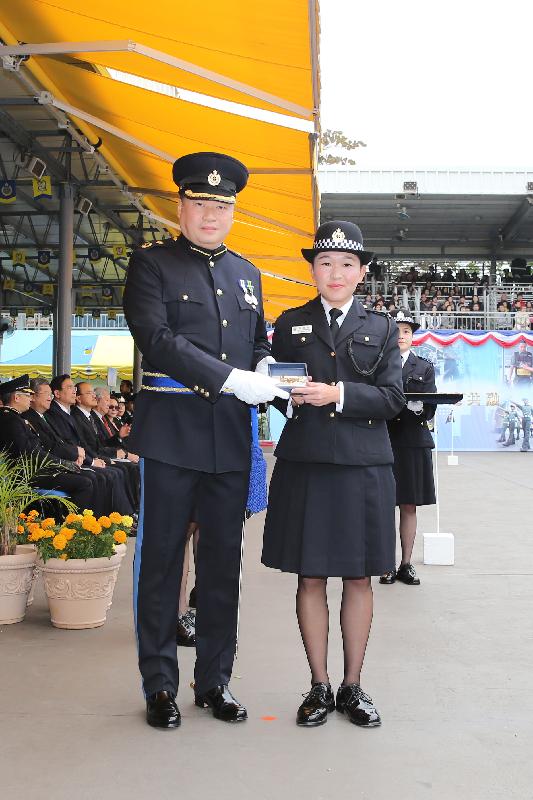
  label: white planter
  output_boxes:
[0,545,38,624]
[38,553,122,629]
[17,544,38,607]
[107,542,127,609]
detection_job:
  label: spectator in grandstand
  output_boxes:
[514,306,530,331]
[419,292,431,311]
[526,301,533,329]
[120,379,134,400]
[439,301,455,329]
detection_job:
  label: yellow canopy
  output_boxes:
[0,1,320,320]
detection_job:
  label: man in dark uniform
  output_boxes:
[0,375,94,509]
[510,342,533,386]
[123,152,287,729]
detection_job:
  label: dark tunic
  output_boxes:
[387,351,437,506]
[262,297,405,577]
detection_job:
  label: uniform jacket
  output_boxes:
[123,235,270,472]
[270,296,405,466]
[387,351,437,449]
[0,406,76,471]
[46,401,93,466]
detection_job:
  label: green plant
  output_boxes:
[21,509,133,562]
[0,452,76,556]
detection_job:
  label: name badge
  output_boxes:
[292,325,312,334]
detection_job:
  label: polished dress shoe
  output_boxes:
[336,684,381,728]
[146,690,181,729]
[195,685,247,722]
[176,609,196,647]
[296,682,335,727]
[379,570,396,585]
[396,562,421,585]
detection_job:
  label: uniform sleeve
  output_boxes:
[341,321,406,420]
[123,251,233,401]
[267,316,293,417]
[422,362,438,421]
[251,275,271,369]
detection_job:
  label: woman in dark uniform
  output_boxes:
[262,221,405,729]
[380,310,437,587]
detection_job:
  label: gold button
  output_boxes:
[301,336,306,342]
[221,353,227,361]
[364,336,369,342]
[193,385,199,391]
[182,294,189,301]
[368,420,372,425]
[222,319,228,327]
[329,412,335,418]
[294,414,299,420]
[330,351,336,357]
[204,391,210,398]
[209,260,214,267]
[216,288,223,296]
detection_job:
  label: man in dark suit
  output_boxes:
[0,375,94,510]
[72,382,139,507]
[23,378,109,517]
[47,375,134,515]
[123,151,287,729]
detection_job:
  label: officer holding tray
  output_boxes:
[124,152,287,729]
[262,220,404,729]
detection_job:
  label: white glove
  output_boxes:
[222,368,289,404]
[255,355,276,375]
[407,400,424,413]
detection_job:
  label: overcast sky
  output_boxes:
[320,0,533,170]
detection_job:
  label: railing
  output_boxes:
[71,313,128,329]
[416,311,530,331]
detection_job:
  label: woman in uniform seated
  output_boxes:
[262,221,405,729]
[380,311,437,587]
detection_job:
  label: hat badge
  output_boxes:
[332,227,346,243]
[208,170,221,186]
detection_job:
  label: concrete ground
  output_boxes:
[1,452,532,800]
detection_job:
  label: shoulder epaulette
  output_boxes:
[139,239,166,250]
[417,355,434,365]
[366,307,391,319]
[226,248,256,268]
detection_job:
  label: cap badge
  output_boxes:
[332,227,346,243]
[208,170,221,186]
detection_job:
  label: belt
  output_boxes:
[141,372,233,394]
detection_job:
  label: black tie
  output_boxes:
[329,307,343,343]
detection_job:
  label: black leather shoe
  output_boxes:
[195,685,247,722]
[336,684,381,727]
[379,570,396,585]
[396,562,421,585]
[146,690,181,729]
[296,683,335,727]
[176,610,196,647]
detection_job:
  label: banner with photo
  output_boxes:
[413,330,532,452]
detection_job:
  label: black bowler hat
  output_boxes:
[394,309,420,332]
[172,152,248,204]
[301,220,373,265]
[0,374,34,395]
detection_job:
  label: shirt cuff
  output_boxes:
[286,398,294,418]
[336,382,344,412]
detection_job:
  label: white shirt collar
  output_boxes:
[93,410,103,419]
[55,400,71,415]
[78,406,92,419]
[401,349,411,366]
[320,295,354,327]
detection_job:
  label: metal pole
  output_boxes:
[132,344,143,392]
[56,183,74,375]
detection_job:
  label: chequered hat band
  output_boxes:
[314,238,364,251]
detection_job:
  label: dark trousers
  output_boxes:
[134,458,249,697]
[36,471,94,511]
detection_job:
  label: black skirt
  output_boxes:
[262,459,396,577]
[392,446,436,506]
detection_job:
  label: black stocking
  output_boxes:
[296,576,329,685]
[340,577,373,686]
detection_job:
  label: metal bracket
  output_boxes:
[1,54,28,72]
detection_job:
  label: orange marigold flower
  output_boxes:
[65,513,78,524]
[91,523,102,535]
[108,512,123,524]
[17,525,24,533]
[114,529,127,544]
[27,509,39,519]
[59,553,68,560]
[52,533,67,551]
[28,523,41,534]
[42,529,55,539]
[98,516,111,529]
[19,512,27,520]
[82,517,96,532]
[41,518,56,529]
[59,527,76,541]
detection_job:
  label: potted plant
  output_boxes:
[0,453,75,624]
[30,509,133,629]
